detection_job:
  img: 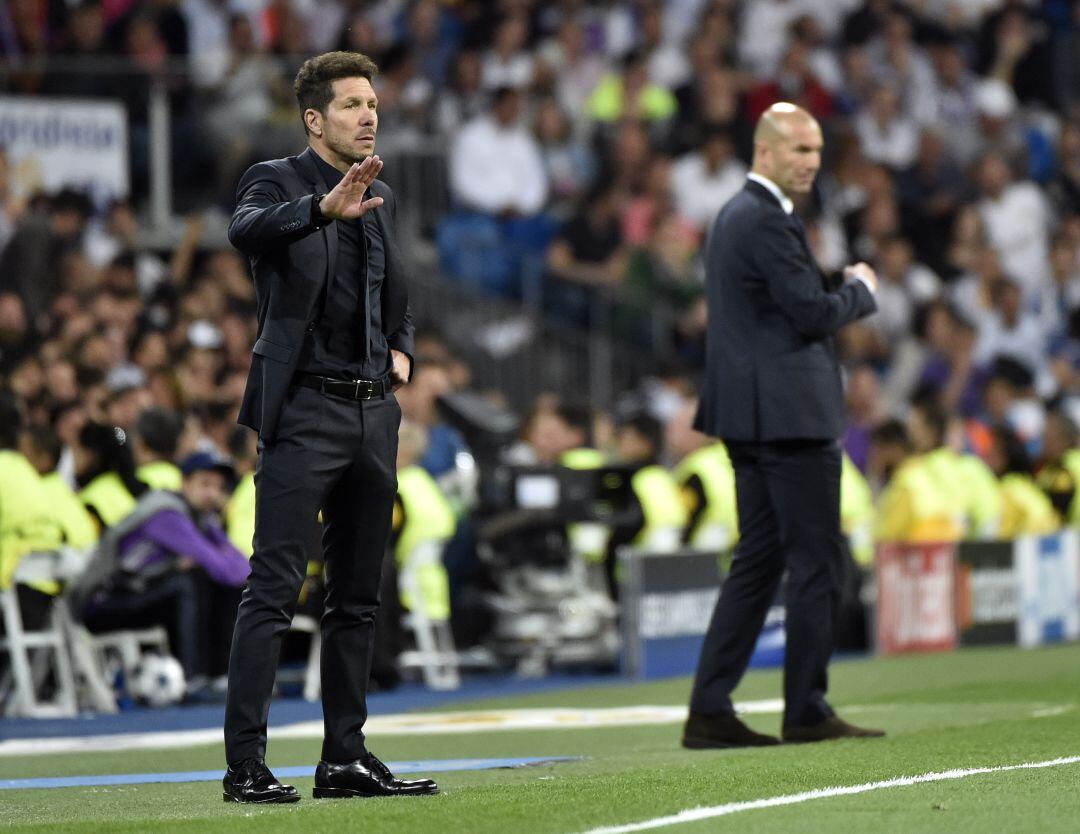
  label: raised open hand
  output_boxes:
[319,155,384,221]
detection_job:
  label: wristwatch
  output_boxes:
[311,193,328,228]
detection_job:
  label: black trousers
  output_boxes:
[224,384,400,766]
[689,439,843,728]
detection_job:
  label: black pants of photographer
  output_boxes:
[83,570,241,681]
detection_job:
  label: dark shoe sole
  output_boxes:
[313,786,439,799]
[682,735,780,749]
[222,791,301,804]
[782,733,886,744]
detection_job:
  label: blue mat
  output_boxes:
[0,756,579,790]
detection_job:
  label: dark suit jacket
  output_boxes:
[229,147,414,441]
[694,180,876,442]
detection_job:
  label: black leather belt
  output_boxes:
[294,373,389,401]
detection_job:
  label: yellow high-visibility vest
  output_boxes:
[136,460,182,491]
[1000,473,1060,538]
[79,472,137,529]
[395,465,456,620]
[673,443,738,552]
[630,465,689,552]
[0,451,63,593]
[226,472,256,557]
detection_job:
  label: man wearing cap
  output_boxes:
[222,50,433,805]
[72,452,250,688]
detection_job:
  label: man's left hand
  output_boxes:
[390,349,411,390]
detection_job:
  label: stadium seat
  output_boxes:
[0,552,79,717]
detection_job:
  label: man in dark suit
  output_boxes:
[221,51,438,803]
[684,103,885,748]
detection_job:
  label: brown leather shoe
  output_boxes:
[782,715,885,743]
[682,712,781,749]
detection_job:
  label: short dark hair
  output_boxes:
[294,51,379,135]
[134,407,183,458]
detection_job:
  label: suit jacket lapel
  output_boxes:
[370,182,408,335]
[296,148,337,297]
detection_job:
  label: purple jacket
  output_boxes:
[118,509,250,587]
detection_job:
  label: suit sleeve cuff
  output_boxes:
[853,274,876,295]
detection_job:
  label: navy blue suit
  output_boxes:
[691,180,876,727]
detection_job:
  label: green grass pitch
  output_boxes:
[2,643,1079,833]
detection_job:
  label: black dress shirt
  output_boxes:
[297,154,389,381]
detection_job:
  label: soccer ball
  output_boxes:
[129,654,186,707]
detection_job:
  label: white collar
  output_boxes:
[747,172,794,214]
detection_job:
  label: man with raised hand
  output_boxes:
[222,51,436,803]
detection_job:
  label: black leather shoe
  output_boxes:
[313,753,439,799]
[222,758,300,804]
[782,715,886,743]
[682,712,781,749]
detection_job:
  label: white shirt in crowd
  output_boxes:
[854,111,920,170]
[671,153,748,231]
[979,181,1051,299]
[449,116,549,216]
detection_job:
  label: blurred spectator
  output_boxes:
[0,292,35,375]
[986,425,1059,537]
[449,87,548,218]
[434,49,486,135]
[202,13,282,200]
[394,359,468,480]
[546,184,627,325]
[868,234,940,347]
[443,86,552,297]
[503,400,597,467]
[975,149,1051,301]
[843,364,885,473]
[865,6,936,122]
[924,37,981,166]
[974,278,1050,389]
[1048,119,1080,216]
[403,0,457,89]
[978,2,1056,109]
[1052,0,1080,116]
[855,83,919,171]
[672,58,749,158]
[737,0,808,76]
[670,128,747,234]
[745,39,834,124]
[0,148,22,255]
[618,212,701,347]
[0,188,93,323]
[535,17,607,118]
[132,406,183,490]
[481,12,533,90]
[1038,231,1080,340]
[586,48,677,126]
[897,129,970,273]
[534,96,596,218]
[74,451,249,685]
[637,1,689,91]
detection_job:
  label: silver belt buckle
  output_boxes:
[353,379,363,400]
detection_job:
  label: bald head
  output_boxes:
[751,102,823,199]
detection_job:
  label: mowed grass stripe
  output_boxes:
[0,644,1078,833]
[573,756,1080,834]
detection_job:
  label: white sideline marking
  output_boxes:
[1031,705,1074,718]
[0,701,778,758]
[573,756,1080,834]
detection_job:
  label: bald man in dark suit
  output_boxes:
[685,103,885,749]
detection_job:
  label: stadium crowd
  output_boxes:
[3,0,1080,704]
